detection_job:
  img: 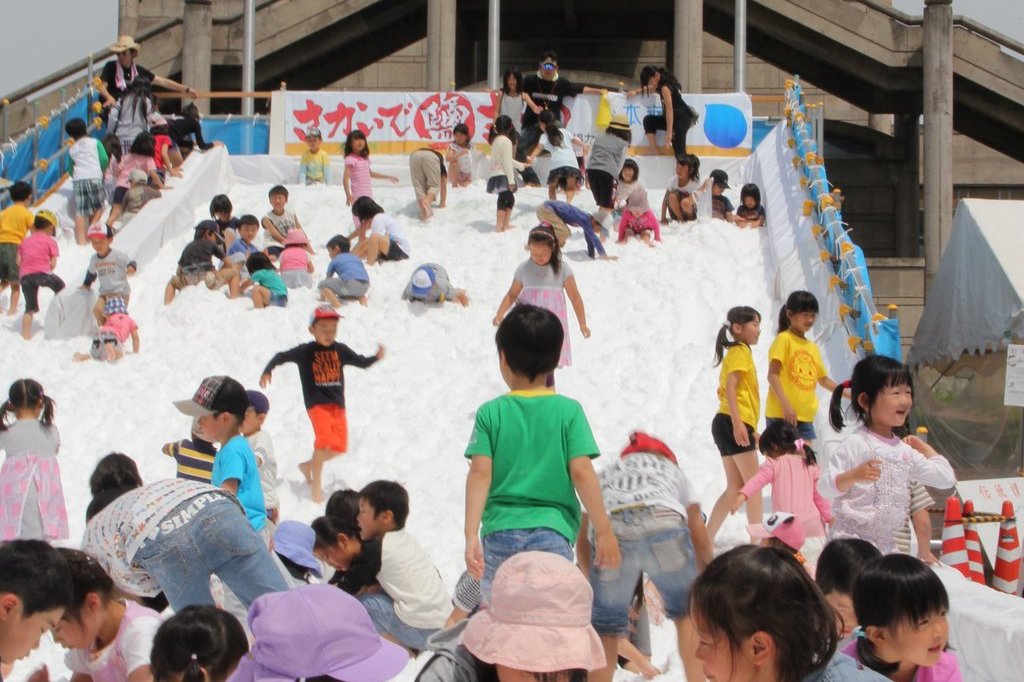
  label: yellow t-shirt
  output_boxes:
[716,343,760,428]
[765,330,827,422]
[0,204,34,245]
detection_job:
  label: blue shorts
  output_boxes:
[481,527,573,605]
[268,293,288,307]
[765,417,817,441]
[358,591,439,651]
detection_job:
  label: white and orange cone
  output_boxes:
[992,500,1021,595]
[940,496,970,579]
[962,500,987,584]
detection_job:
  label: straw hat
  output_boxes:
[110,36,141,54]
[608,113,631,131]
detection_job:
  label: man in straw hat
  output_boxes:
[98,35,197,109]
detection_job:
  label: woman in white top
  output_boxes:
[487,115,531,233]
[529,110,586,203]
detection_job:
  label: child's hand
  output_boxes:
[731,493,747,514]
[903,435,937,458]
[783,406,798,426]
[375,344,386,360]
[594,528,621,568]
[851,458,882,483]
[492,315,502,327]
[580,323,591,338]
[732,420,750,448]
[465,536,484,579]
[388,176,399,184]
[259,372,272,388]
[127,265,137,275]
[346,195,353,206]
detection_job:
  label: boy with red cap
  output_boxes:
[82,223,137,325]
[579,431,714,682]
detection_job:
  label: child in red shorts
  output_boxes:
[260,306,384,502]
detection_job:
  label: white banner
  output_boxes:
[279,90,752,157]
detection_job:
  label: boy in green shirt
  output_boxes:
[464,303,619,603]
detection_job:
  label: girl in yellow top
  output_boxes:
[707,306,762,540]
[766,291,839,446]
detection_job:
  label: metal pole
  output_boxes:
[734,0,747,92]
[487,0,500,90]
[242,0,256,117]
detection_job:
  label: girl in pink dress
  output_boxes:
[0,378,69,541]
[343,130,398,228]
[493,225,590,386]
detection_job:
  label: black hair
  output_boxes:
[268,185,289,199]
[57,548,115,622]
[538,110,564,147]
[829,354,914,432]
[130,131,156,157]
[540,50,559,64]
[618,159,639,183]
[759,420,817,465]
[453,123,470,138]
[86,487,136,521]
[8,180,33,202]
[123,77,153,126]
[469,659,587,682]
[853,554,949,676]
[489,114,519,147]
[238,214,260,227]
[0,540,73,616]
[1,379,55,432]
[246,252,275,274]
[639,65,680,94]
[741,183,762,206]
[194,220,218,239]
[359,480,410,529]
[151,605,249,682]
[183,103,201,120]
[209,194,232,217]
[777,290,819,334]
[311,515,362,549]
[713,305,760,366]
[815,538,882,597]
[691,545,838,682]
[102,134,123,163]
[344,129,370,158]
[606,126,631,144]
[326,235,351,253]
[351,196,385,222]
[527,224,562,276]
[496,303,563,381]
[501,67,523,95]
[65,117,88,140]
[325,488,360,523]
[89,452,143,496]
[681,153,701,181]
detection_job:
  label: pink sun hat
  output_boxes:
[461,552,605,673]
[748,511,806,552]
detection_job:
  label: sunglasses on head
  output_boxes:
[541,62,557,70]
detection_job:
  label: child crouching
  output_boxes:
[73,298,139,363]
[242,253,288,309]
[616,188,660,246]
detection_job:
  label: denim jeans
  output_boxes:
[134,494,288,612]
[590,507,697,634]
[765,417,817,441]
[358,591,439,651]
[515,125,542,185]
[481,527,573,604]
[581,218,606,258]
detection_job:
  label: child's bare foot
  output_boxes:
[105,343,122,363]
[298,461,313,485]
[358,295,369,307]
[73,352,91,362]
[310,485,325,504]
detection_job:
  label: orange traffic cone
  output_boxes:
[962,500,987,584]
[940,497,970,579]
[992,501,1021,595]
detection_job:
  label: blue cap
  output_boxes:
[274,521,322,578]
[410,266,435,297]
[246,389,270,415]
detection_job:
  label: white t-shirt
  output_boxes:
[598,452,700,518]
[540,131,579,170]
[65,602,161,680]
[668,176,700,193]
[248,430,278,510]
[70,138,106,181]
[370,213,411,255]
[378,529,451,629]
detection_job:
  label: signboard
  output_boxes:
[1005,344,1024,407]
[956,477,1024,563]
[279,90,753,157]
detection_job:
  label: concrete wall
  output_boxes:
[866,257,925,356]
[328,40,428,90]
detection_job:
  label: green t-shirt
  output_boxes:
[250,269,287,297]
[465,389,599,542]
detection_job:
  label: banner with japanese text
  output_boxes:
[281,90,752,157]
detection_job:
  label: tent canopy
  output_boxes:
[909,199,1024,368]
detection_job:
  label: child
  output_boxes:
[408,148,448,221]
[343,129,398,208]
[0,379,68,541]
[0,181,33,316]
[348,197,412,265]
[150,114,183,181]
[18,210,65,340]
[162,417,217,484]
[101,134,123,203]
[445,123,474,187]
[493,227,589,386]
[733,420,833,559]
[356,481,451,651]
[150,605,248,682]
[747,511,808,569]
[402,263,469,307]
[815,538,882,640]
[534,199,613,259]
[495,67,530,131]
[821,355,956,554]
[736,182,766,228]
[210,194,239,250]
[312,513,381,596]
[227,214,263,276]
[261,185,302,253]
[54,548,162,682]
[278,229,314,289]
[66,117,110,244]
[586,114,632,227]
[260,305,384,503]
[174,375,268,537]
[273,521,322,585]
[242,252,288,309]
[119,169,161,224]
[529,110,586,203]
[690,545,886,682]
[579,432,713,682]
[108,78,153,155]
[616,188,661,245]
[614,159,640,215]
[705,305,763,539]
[169,103,217,157]
[107,133,164,229]
[846,554,962,682]
[661,154,700,223]
[299,126,332,185]
[318,235,370,308]
[72,298,140,363]
[0,540,73,668]
[243,390,279,525]
[708,169,737,223]
[766,291,840,446]
[164,221,240,305]
[486,114,527,233]
[467,304,620,602]
[83,223,137,326]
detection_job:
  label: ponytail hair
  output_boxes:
[527,224,562,276]
[539,110,564,147]
[829,355,913,433]
[713,306,761,366]
[777,290,819,334]
[151,605,249,682]
[759,420,816,465]
[1,379,55,432]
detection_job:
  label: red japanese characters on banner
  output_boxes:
[412,93,475,142]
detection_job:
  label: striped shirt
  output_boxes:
[162,438,216,483]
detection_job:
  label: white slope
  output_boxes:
[2,178,772,681]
